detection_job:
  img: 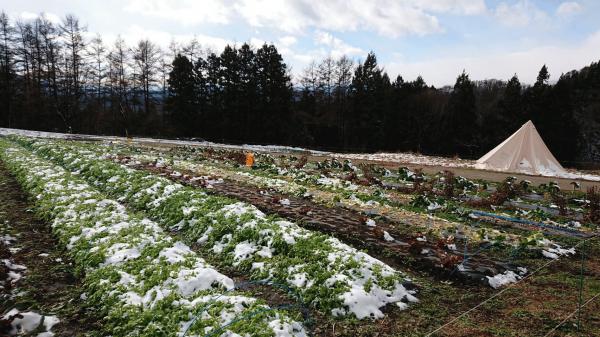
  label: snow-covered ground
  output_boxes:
[1,127,598,181]
[2,308,60,337]
[331,152,473,168]
[0,128,329,154]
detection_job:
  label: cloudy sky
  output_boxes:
[3,0,600,86]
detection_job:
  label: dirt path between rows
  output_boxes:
[0,161,99,336]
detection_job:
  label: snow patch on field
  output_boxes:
[538,239,576,259]
[269,319,308,337]
[2,259,27,285]
[486,268,529,289]
[1,234,17,245]
[1,308,59,336]
[383,231,395,242]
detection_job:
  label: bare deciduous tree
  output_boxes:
[107,36,130,135]
[318,56,335,104]
[59,14,86,131]
[131,39,161,114]
[87,33,106,101]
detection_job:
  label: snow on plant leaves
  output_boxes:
[0,139,306,337]
[23,137,418,320]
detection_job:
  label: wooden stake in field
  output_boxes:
[577,239,586,331]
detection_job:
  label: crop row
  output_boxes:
[18,136,418,320]
[0,139,306,337]
[123,149,569,255]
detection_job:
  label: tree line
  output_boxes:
[0,12,174,136]
[0,12,598,166]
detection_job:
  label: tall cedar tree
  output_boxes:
[349,52,390,150]
[501,75,523,130]
[219,45,241,140]
[167,54,196,136]
[254,43,292,143]
[238,43,257,141]
[444,71,477,156]
[527,65,554,155]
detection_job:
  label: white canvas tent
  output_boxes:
[475,120,566,176]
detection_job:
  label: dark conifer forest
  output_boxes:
[1,12,599,167]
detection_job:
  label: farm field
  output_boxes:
[1,134,600,336]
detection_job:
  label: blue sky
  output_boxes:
[2,0,600,86]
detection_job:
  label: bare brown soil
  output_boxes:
[0,161,100,336]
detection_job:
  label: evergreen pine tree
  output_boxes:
[255,43,291,143]
[204,52,222,140]
[238,43,257,141]
[219,45,241,141]
[500,74,523,130]
[535,64,550,87]
[349,52,389,149]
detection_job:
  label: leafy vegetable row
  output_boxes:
[0,139,306,337]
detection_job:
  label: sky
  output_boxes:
[2,0,600,86]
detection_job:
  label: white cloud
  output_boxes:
[314,31,363,58]
[494,0,549,27]
[120,0,486,38]
[233,0,309,33]
[386,29,600,86]
[556,1,582,16]
[18,11,62,24]
[408,0,486,15]
[101,25,232,52]
[249,37,268,48]
[124,0,231,25]
[19,11,38,20]
[279,35,298,47]
[234,0,488,37]
[279,31,363,78]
